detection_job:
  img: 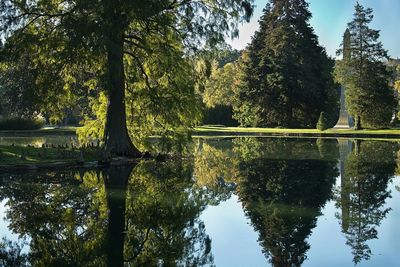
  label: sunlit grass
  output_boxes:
[195,126,400,135]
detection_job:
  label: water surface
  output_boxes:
[1,137,399,266]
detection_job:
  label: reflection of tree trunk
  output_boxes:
[102,0,140,156]
[354,140,361,156]
[341,159,350,232]
[104,165,135,267]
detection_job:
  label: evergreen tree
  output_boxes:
[336,2,395,129]
[234,0,338,128]
[317,112,328,131]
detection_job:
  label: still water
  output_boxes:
[0,137,399,266]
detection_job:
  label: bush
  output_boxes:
[0,117,45,130]
[317,112,328,131]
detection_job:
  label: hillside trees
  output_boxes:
[335,3,395,129]
[234,0,339,128]
[0,0,254,155]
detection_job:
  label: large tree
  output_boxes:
[335,2,395,129]
[234,0,338,128]
[0,0,253,155]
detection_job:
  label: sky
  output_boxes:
[228,0,400,59]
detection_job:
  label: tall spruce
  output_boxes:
[234,0,338,128]
[336,2,395,129]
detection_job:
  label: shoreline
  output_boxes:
[0,157,141,172]
[2,126,400,170]
[2,125,400,139]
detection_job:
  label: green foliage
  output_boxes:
[317,112,329,131]
[233,138,338,265]
[335,3,395,129]
[0,58,39,118]
[396,65,400,91]
[0,238,28,267]
[0,117,45,130]
[196,43,242,69]
[0,0,254,153]
[203,62,237,108]
[202,105,238,127]
[196,45,242,126]
[335,141,397,264]
[232,51,262,127]
[0,160,224,266]
[234,0,339,128]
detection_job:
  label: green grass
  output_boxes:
[3,125,400,140]
[0,126,79,137]
[194,126,400,136]
[0,145,100,165]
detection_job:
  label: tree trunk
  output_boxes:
[105,165,135,267]
[354,115,362,130]
[103,1,140,157]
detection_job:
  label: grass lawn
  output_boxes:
[0,126,78,136]
[194,126,400,136]
[3,125,400,139]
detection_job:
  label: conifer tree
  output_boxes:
[234,0,338,128]
[336,2,395,129]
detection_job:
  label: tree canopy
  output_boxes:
[233,0,339,128]
[0,0,254,155]
[335,2,395,129]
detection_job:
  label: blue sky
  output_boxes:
[228,0,400,59]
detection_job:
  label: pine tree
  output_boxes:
[234,0,338,128]
[337,2,395,129]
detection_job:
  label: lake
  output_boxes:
[0,137,399,266]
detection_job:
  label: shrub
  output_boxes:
[317,112,328,131]
[0,117,45,130]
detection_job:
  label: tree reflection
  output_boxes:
[335,141,397,264]
[0,170,108,266]
[0,160,215,266]
[123,160,213,266]
[193,140,239,205]
[2,138,396,266]
[234,138,338,266]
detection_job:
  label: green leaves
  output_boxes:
[234,0,338,128]
[1,0,254,151]
[337,3,395,129]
